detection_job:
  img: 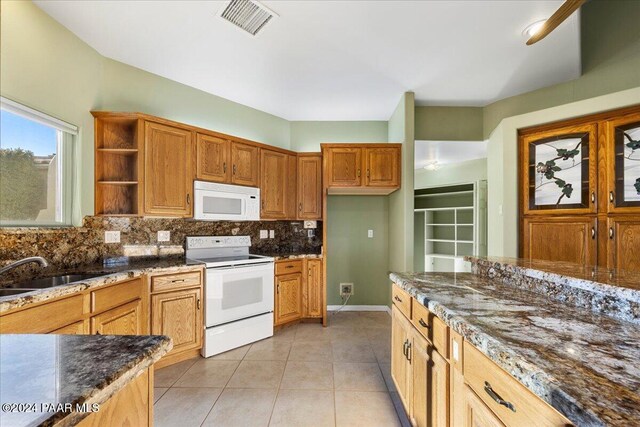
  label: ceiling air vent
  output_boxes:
[218,0,278,36]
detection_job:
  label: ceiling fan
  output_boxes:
[526,0,586,45]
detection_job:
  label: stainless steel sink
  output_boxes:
[5,273,104,290]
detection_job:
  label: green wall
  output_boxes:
[415,107,483,141]
[326,196,389,305]
[290,121,387,152]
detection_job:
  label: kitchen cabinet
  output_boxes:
[260,149,289,219]
[519,105,640,270]
[0,294,84,334]
[274,272,303,325]
[391,304,412,410]
[323,143,401,195]
[464,385,505,427]
[303,259,323,318]
[150,270,203,368]
[297,154,322,220]
[196,133,230,183]
[231,142,260,187]
[411,330,449,427]
[51,321,88,335]
[144,121,193,217]
[90,299,144,335]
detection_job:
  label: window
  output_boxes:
[0,97,77,226]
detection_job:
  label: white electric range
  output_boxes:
[186,236,275,357]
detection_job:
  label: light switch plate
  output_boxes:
[104,231,120,244]
[269,230,275,238]
[303,220,317,229]
[367,229,374,238]
[157,231,170,242]
[259,230,268,239]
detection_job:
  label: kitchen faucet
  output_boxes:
[0,257,49,275]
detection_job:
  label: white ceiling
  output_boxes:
[415,140,488,169]
[35,1,581,121]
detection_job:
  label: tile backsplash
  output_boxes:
[0,216,322,281]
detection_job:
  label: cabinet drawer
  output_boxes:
[411,300,449,358]
[275,260,302,275]
[151,270,201,293]
[391,284,411,319]
[91,277,144,313]
[463,342,572,427]
[0,294,84,334]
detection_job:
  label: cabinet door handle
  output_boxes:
[96,331,101,335]
[609,227,614,239]
[406,342,412,362]
[357,169,361,177]
[233,164,237,175]
[418,318,430,329]
[366,169,370,177]
[299,203,302,212]
[402,339,408,358]
[591,192,596,204]
[171,279,186,283]
[262,199,265,209]
[394,295,402,303]
[591,227,596,239]
[223,162,227,173]
[484,381,516,412]
[277,283,280,294]
[197,298,201,310]
[186,194,190,205]
[609,191,615,203]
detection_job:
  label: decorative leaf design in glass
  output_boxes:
[622,128,640,199]
[534,138,583,206]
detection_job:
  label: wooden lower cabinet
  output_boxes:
[275,273,303,325]
[391,305,412,409]
[607,216,640,271]
[464,385,505,427]
[303,259,323,318]
[51,320,87,335]
[522,216,597,265]
[77,368,152,427]
[91,299,144,335]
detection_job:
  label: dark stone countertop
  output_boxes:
[389,271,640,427]
[0,334,172,427]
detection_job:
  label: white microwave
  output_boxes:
[193,181,260,221]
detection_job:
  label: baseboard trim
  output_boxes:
[327,305,391,314]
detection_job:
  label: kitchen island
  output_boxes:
[390,257,640,427]
[0,334,171,427]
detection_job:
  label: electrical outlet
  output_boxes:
[157,231,170,242]
[269,230,275,238]
[367,229,374,238]
[303,220,317,229]
[307,229,315,238]
[104,231,120,244]
[259,230,268,239]
[340,282,353,296]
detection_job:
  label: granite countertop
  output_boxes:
[267,253,323,261]
[0,257,202,314]
[0,334,172,427]
[389,271,640,426]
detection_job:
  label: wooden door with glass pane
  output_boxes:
[605,112,640,214]
[521,123,597,216]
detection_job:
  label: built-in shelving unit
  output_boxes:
[93,112,143,216]
[414,182,487,272]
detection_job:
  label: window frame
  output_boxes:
[0,97,78,227]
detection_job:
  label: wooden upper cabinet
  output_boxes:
[196,133,230,183]
[607,216,640,272]
[522,216,597,266]
[326,147,362,187]
[520,123,598,216]
[231,142,260,187]
[297,154,322,219]
[144,121,193,217]
[323,144,401,195]
[260,149,288,219]
[604,111,640,214]
[365,147,400,188]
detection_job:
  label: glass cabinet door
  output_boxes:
[607,112,640,212]
[521,123,597,215]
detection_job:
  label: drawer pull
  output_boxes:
[172,279,186,283]
[418,318,430,329]
[394,295,402,303]
[402,340,408,358]
[285,265,294,269]
[484,381,516,412]
[197,298,201,310]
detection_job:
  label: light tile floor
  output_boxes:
[154,311,411,427]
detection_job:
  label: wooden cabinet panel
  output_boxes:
[231,142,260,187]
[430,345,450,427]
[411,329,449,427]
[91,277,144,314]
[608,216,640,272]
[91,300,144,335]
[297,154,322,219]
[326,147,362,187]
[50,321,87,335]
[275,273,303,325]
[604,111,640,214]
[464,385,505,427]
[151,270,202,293]
[196,133,230,183]
[411,300,449,358]
[144,121,193,216]
[365,147,400,187]
[522,216,596,265]
[0,294,84,334]
[275,260,303,275]
[151,288,202,356]
[304,259,323,318]
[391,305,412,412]
[261,149,288,219]
[286,154,298,219]
[392,284,412,319]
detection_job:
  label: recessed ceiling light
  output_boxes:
[523,20,547,38]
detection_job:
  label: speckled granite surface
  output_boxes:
[0,258,201,313]
[389,271,640,426]
[467,256,640,324]
[0,334,171,427]
[269,253,323,261]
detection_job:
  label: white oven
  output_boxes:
[193,181,260,221]
[205,262,274,327]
